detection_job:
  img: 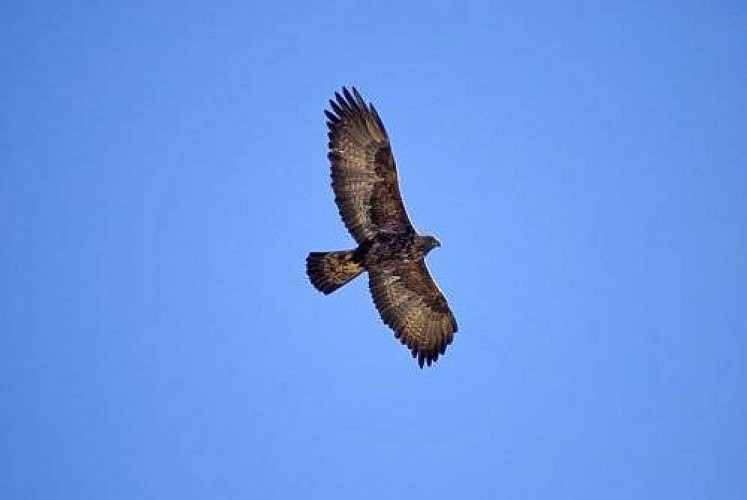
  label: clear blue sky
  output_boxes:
[2,1,746,498]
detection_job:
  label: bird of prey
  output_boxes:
[306,87,458,368]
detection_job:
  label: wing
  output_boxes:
[368,260,458,367]
[325,87,414,243]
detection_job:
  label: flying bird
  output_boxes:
[306,87,458,367]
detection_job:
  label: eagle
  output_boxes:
[306,87,458,367]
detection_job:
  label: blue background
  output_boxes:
[2,1,746,498]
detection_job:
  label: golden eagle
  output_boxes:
[306,87,458,368]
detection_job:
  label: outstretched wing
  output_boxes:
[325,87,414,243]
[368,260,458,367]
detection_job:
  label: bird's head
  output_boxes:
[420,235,441,254]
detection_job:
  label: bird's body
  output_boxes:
[359,232,440,267]
[306,87,457,367]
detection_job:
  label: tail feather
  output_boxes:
[306,250,364,294]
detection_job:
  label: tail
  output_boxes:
[306,250,364,294]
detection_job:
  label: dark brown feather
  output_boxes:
[368,260,458,367]
[306,250,364,295]
[326,87,414,243]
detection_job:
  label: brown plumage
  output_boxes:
[306,87,458,368]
